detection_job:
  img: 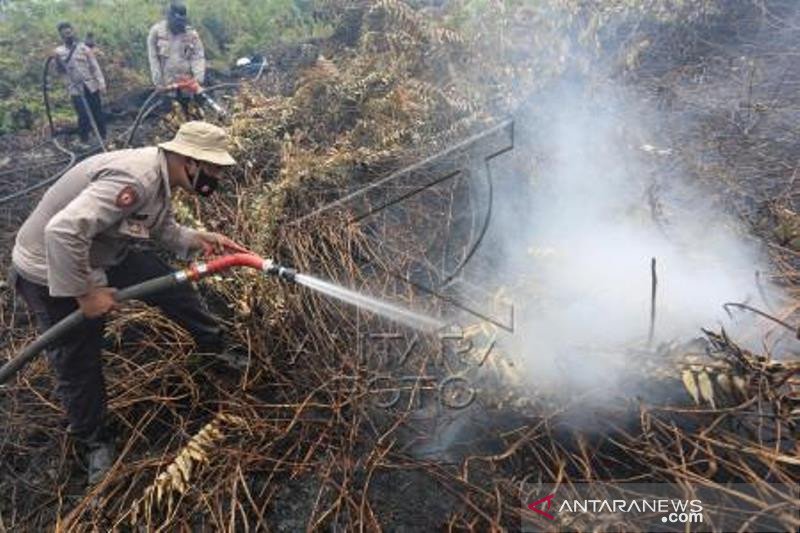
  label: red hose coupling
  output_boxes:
[173,254,296,283]
[173,77,202,94]
[176,253,267,282]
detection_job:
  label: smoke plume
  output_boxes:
[470,84,785,402]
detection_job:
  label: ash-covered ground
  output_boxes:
[1,1,799,531]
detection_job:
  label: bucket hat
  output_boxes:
[158,121,236,166]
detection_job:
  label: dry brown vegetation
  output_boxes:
[1,0,799,530]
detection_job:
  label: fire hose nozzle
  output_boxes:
[163,77,226,116]
[262,259,297,282]
[278,267,297,282]
[199,92,227,116]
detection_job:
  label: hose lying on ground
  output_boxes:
[0,137,76,206]
[125,88,162,147]
[0,253,295,385]
[0,57,79,207]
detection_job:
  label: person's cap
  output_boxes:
[158,121,236,166]
[168,1,187,16]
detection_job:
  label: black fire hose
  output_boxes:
[0,138,76,206]
[43,56,56,135]
[78,91,107,152]
[0,59,78,205]
[0,253,296,385]
[0,57,79,208]
[0,273,178,384]
[125,88,161,147]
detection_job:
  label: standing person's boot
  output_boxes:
[73,425,116,485]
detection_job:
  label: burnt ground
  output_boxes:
[1,3,799,531]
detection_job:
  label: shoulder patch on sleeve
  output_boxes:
[115,185,139,208]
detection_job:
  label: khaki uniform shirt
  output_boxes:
[147,20,205,87]
[12,147,200,297]
[54,42,106,96]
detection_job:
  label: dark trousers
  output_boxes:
[71,86,106,142]
[13,250,222,438]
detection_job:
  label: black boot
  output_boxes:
[73,425,116,485]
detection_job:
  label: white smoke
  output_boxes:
[480,85,786,400]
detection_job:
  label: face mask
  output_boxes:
[191,163,219,197]
[63,35,76,47]
[168,13,187,34]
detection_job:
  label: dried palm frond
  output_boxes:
[130,412,245,525]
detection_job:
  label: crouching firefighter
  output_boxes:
[9,121,245,485]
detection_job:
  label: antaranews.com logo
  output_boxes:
[520,482,797,532]
[528,493,703,524]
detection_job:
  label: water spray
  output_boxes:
[294,273,443,332]
[0,253,441,384]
